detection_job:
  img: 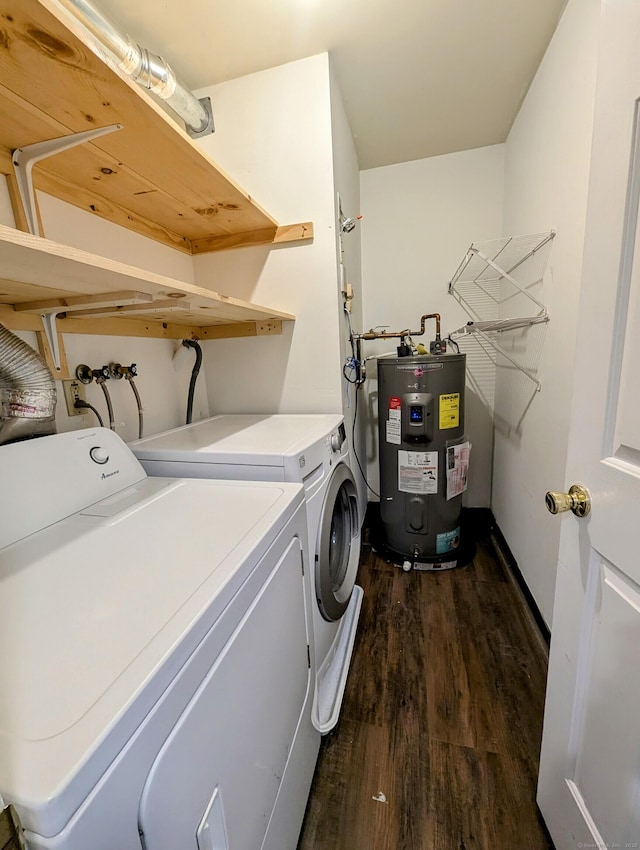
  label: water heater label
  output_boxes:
[439,393,460,429]
[398,450,438,494]
[446,441,471,500]
[436,527,461,554]
[386,399,402,444]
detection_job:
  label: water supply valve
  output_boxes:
[109,363,138,380]
[76,364,109,384]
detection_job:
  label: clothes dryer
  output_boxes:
[131,414,363,733]
[0,429,318,850]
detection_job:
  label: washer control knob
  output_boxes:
[330,431,343,453]
[90,446,109,465]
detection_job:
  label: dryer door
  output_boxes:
[315,463,360,622]
[137,538,311,850]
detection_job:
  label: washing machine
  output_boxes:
[0,428,319,850]
[131,413,363,733]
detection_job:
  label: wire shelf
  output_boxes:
[448,231,555,391]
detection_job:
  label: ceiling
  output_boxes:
[92,0,567,170]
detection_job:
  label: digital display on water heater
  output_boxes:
[410,405,423,424]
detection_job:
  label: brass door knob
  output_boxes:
[545,484,591,518]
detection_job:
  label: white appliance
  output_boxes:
[131,414,363,734]
[0,428,319,850]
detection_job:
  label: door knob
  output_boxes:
[545,484,591,517]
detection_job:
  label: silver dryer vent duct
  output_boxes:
[0,324,57,445]
[51,0,213,137]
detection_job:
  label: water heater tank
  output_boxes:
[377,352,468,570]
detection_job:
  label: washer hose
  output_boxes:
[182,339,202,425]
[127,376,144,439]
[98,380,115,431]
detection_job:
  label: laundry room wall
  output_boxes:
[0,183,210,443]
[493,0,600,627]
[359,144,505,506]
[191,54,345,416]
[329,68,367,513]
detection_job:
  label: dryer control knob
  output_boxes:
[330,431,343,453]
[90,446,109,465]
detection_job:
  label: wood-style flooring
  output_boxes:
[298,526,554,850]
[0,809,17,850]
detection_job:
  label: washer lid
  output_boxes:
[130,413,344,466]
[0,475,303,830]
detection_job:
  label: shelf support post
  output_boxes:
[12,124,123,237]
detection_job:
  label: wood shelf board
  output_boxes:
[191,222,314,254]
[0,83,212,249]
[14,290,153,313]
[0,0,278,250]
[0,305,283,341]
[0,225,296,328]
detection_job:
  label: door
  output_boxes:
[315,464,360,621]
[537,2,640,847]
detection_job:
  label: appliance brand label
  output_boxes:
[101,469,120,480]
[396,363,443,372]
[436,527,461,554]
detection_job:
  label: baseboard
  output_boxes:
[490,517,551,650]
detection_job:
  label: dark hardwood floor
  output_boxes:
[298,525,554,850]
[0,809,17,850]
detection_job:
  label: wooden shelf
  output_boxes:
[0,0,313,254]
[0,225,295,341]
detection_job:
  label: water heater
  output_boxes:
[377,352,468,570]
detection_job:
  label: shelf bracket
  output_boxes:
[12,124,123,237]
[39,311,63,375]
[15,291,152,372]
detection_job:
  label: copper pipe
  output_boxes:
[356,313,441,342]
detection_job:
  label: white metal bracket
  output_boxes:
[11,124,123,237]
[39,311,64,375]
[15,290,151,373]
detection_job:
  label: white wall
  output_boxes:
[0,185,210,444]
[495,0,600,625]
[329,67,367,512]
[192,54,344,415]
[359,145,505,506]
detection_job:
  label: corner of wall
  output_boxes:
[494,0,600,626]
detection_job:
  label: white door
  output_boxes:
[537,2,640,847]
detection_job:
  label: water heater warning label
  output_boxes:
[439,393,460,429]
[386,398,402,445]
[398,450,438,494]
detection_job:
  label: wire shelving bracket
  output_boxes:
[448,231,555,392]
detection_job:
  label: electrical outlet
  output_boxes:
[62,379,87,416]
